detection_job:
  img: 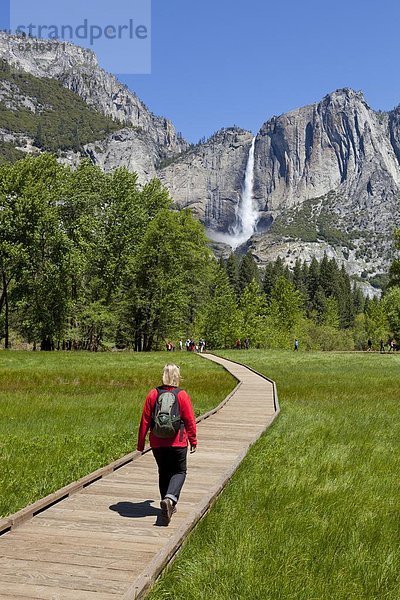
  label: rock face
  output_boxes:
[254,89,400,212]
[0,33,188,165]
[253,89,400,232]
[159,128,254,230]
[83,129,158,184]
[247,89,400,279]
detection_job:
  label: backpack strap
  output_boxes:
[156,386,181,397]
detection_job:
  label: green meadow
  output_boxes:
[149,350,400,600]
[0,351,234,518]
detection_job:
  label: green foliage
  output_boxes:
[0,142,25,165]
[216,251,376,350]
[322,297,340,328]
[382,286,400,340]
[203,265,241,349]
[238,251,260,293]
[365,297,389,343]
[0,155,212,350]
[301,321,355,351]
[268,276,304,331]
[388,229,400,288]
[0,60,119,157]
[239,280,267,347]
[225,253,239,297]
[0,152,392,352]
[126,208,212,350]
[0,154,72,346]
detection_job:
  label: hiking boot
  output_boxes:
[160,498,174,524]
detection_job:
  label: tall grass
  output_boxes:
[149,351,400,600]
[0,351,234,518]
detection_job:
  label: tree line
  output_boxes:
[208,250,400,350]
[1,153,399,351]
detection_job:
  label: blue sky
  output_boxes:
[3,0,400,143]
[120,0,400,142]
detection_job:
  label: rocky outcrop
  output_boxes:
[83,129,158,184]
[0,33,188,162]
[254,89,400,221]
[159,128,253,230]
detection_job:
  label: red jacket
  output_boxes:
[137,386,197,452]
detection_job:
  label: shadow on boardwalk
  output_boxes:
[109,500,159,518]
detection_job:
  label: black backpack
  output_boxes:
[152,387,183,438]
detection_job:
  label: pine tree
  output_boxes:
[225,253,239,297]
[292,258,308,307]
[338,264,353,328]
[352,285,365,315]
[269,276,304,331]
[239,279,267,347]
[307,257,320,313]
[263,262,275,296]
[238,252,259,293]
[33,121,44,149]
[204,266,241,348]
[388,230,400,288]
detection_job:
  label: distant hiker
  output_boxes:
[380,339,385,353]
[185,339,190,351]
[235,339,241,350]
[137,364,197,525]
[367,339,372,352]
[294,339,299,351]
[179,339,183,351]
[244,338,250,350]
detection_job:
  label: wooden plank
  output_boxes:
[0,557,138,582]
[0,582,118,600]
[22,518,175,538]
[0,572,127,596]
[4,530,166,552]
[0,539,154,563]
[16,523,171,545]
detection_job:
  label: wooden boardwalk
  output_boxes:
[0,354,279,599]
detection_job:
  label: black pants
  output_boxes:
[152,447,187,504]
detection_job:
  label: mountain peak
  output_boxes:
[320,87,369,109]
[0,32,188,159]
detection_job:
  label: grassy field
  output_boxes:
[149,350,400,600]
[0,351,235,518]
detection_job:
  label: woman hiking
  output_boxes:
[137,364,197,525]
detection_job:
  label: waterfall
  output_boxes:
[206,136,259,249]
[231,137,258,249]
